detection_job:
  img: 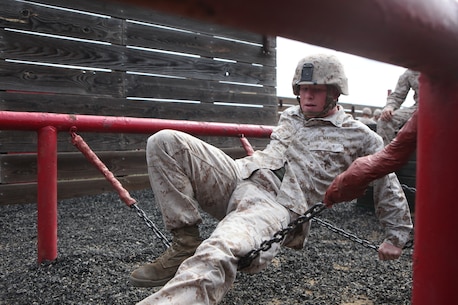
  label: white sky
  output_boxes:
[276,37,415,108]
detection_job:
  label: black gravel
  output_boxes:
[0,190,413,305]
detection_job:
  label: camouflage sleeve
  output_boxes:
[385,71,412,110]
[268,107,299,149]
[366,131,413,248]
[372,173,413,248]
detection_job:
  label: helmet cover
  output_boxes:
[292,53,349,96]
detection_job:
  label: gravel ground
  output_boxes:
[0,190,414,305]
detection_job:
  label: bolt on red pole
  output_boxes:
[37,126,58,263]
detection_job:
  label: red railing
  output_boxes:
[0,110,274,263]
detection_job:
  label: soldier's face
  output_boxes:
[298,84,328,116]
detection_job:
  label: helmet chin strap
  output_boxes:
[296,92,337,118]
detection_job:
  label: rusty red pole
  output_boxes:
[37,126,58,263]
[413,74,458,304]
[0,111,274,138]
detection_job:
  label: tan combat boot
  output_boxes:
[129,225,202,287]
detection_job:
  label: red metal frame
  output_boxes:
[118,0,458,77]
[113,1,458,303]
[413,75,458,304]
[0,111,274,137]
[4,1,458,300]
[36,126,58,262]
[70,130,138,207]
[0,110,274,263]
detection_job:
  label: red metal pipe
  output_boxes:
[71,131,137,207]
[413,75,458,304]
[27,0,458,302]
[105,3,458,304]
[111,0,458,78]
[0,111,274,138]
[0,110,273,263]
[37,126,58,263]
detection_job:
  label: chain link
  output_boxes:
[130,204,171,248]
[313,217,378,251]
[401,183,416,194]
[238,203,327,270]
[315,217,414,250]
[238,202,415,269]
[131,195,415,268]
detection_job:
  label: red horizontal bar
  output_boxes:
[114,0,458,77]
[0,110,274,264]
[0,111,274,138]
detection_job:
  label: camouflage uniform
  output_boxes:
[377,69,420,145]
[358,116,377,125]
[358,108,376,125]
[138,105,412,305]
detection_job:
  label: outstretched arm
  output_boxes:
[324,110,418,206]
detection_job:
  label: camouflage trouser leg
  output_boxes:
[146,129,241,230]
[376,106,417,146]
[137,169,291,305]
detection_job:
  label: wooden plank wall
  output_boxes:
[0,0,277,204]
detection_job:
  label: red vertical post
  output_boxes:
[37,126,58,263]
[413,74,458,304]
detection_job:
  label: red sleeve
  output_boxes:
[324,110,418,206]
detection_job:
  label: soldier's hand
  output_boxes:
[380,106,394,121]
[378,241,402,261]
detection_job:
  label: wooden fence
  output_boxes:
[0,0,277,204]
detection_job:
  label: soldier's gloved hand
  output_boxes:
[323,157,371,207]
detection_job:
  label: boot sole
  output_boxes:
[129,274,172,288]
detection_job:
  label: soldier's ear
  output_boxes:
[330,86,340,100]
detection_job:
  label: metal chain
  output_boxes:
[238,203,327,270]
[403,239,414,249]
[401,183,416,194]
[130,189,415,267]
[315,217,414,250]
[238,202,415,269]
[130,204,171,248]
[313,217,377,251]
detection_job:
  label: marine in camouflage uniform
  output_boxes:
[377,69,420,145]
[358,107,377,125]
[132,54,413,305]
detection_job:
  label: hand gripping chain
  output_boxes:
[237,202,414,270]
[314,217,413,251]
[70,128,413,261]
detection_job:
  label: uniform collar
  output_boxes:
[292,105,347,127]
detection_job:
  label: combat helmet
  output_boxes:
[362,107,372,116]
[292,53,349,96]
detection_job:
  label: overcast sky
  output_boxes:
[276,37,416,109]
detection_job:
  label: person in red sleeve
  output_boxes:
[324,110,417,260]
